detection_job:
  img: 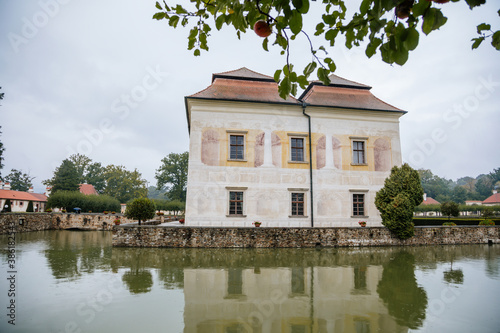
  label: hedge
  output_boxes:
[413,217,500,226]
[47,191,121,213]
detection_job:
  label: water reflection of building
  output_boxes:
[183,265,409,333]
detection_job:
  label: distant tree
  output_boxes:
[125,197,156,225]
[489,168,500,184]
[451,186,467,204]
[4,169,35,192]
[0,126,4,179]
[375,164,423,240]
[417,169,453,201]
[68,154,92,183]
[44,159,80,194]
[441,201,459,221]
[147,186,169,200]
[457,176,476,194]
[85,162,106,193]
[475,175,494,199]
[104,165,147,203]
[155,152,189,202]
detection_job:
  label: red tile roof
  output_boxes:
[189,77,299,104]
[212,67,275,82]
[483,193,500,204]
[79,184,98,195]
[0,189,47,202]
[421,197,440,205]
[300,81,404,112]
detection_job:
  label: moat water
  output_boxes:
[1,230,499,333]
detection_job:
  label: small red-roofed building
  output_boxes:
[79,183,98,195]
[0,182,47,212]
[421,193,440,205]
[483,190,500,206]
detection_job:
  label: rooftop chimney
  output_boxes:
[28,186,34,193]
[423,193,427,201]
[4,182,11,190]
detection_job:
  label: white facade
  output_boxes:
[185,68,405,227]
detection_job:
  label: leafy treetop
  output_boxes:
[153,0,498,99]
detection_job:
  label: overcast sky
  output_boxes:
[1,0,499,193]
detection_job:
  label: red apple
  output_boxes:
[253,20,272,38]
[395,0,414,19]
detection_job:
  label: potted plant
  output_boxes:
[253,221,262,227]
[358,221,367,227]
[179,218,185,224]
[114,219,121,225]
[103,211,108,215]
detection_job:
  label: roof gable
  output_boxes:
[0,189,47,202]
[483,193,500,204]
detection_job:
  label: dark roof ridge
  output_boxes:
[212,67,275,83]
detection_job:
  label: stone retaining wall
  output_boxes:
[112,225,500,248]
[0,213,137,234]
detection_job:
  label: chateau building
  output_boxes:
[184,68,406,227]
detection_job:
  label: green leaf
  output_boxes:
[174,5,188,14]
[465,0,486,9]
[293,0,309,13]
[325,29,339,46]
[215,15,225,30]
[365,37,382,58]
[155,2,162,10]
[360,0,371,15]
[194,49,201,56]
[152,12,166,20]
[289,11,303,35]
[279,76,292,99]
[422,8,447,35]
[262,37,269,52]
[274,69,282,83]
[476,23,491,34]
[412,1,430,17]
[169,15,180,28]
[471,37,484,49]
[315,22,325,36]
[317,67,330,85]
[491,31,500,50]
[303,62,317,77]
[403,27,419,51]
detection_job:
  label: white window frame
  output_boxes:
[288,188,308,218]
[350,136,368,166]
[227,130,248,161]
[288,133,308,164]
[226,186,247,217]
[350,189,369,218]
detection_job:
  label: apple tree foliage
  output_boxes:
[125,197,157,225]
[153,0,499,99]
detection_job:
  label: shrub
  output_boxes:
[482,206,495,218]
[441,201,459,220]
[375,164,424,240]
[442,222,457,226]
[26,201,34,213]
[125,198,156,225]
[479,219,495,226]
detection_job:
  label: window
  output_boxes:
[353,194,365,216]
[352,141,366,164]
[291,193,305,216]
[291,137,304,162]
[229,134,244,160]
[229,191,243,215]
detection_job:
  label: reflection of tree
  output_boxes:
[158,266,184,290]
[44,231,112,279]
[377,251,427,329]
[443,256,464,285]
[122,269,153,294]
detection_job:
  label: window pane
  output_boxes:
[229,191,244,215]
[292,192,305,216]
[230,135,244,160]
[353,194,365,216]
